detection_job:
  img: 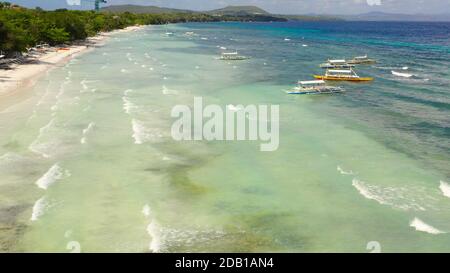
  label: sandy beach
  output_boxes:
[0,25,143,98]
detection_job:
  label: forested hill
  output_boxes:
[101,5,286,22]
[101,4,342,22]
[101,5,271,15]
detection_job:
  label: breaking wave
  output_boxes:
[31,196,47,221]
[439,181,450,199]
[36,163,70,190]
[410,217,445,235]
[81,122,95,144]
[352,179,438,211]
[29,118,56,158]
[132,119,163,144]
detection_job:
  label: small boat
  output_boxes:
[320,59,355,69]
[286,80,344,95]
[165,32,174,36]
[314,68,373,82]
[220,52,248,61]
[348,55,376,65]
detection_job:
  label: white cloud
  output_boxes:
[66,0,81,6]
[367,0,382,6]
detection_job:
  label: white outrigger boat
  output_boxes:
[320,59,355,69]
[219,52,248,61]
[286,80,344,95]
[348,55,376,65]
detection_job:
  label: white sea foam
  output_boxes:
[36,163,70,190]
[82,122,95,135]
[147,220,162,253]
[392,70,413,78]
[410,217,445,235]
[131,119,163,144]
[142,204,162,252]
[29,118,56,158]
[439,181,450,199]
[146,224,229,253]
[122,96,137,115]
[376,66,409,70]
[337,165,355,175]
[352,179,436,211]
[81,122,95,144]
[142,204,151,217]
[121,69,129,73]
[31,196,47,221]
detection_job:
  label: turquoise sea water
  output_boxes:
[0,21,449,252]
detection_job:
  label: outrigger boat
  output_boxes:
[320,59,355,69]
[286,80,344,95]
[220,52,248,61]
[314,68,373,82]
[347,55,376,65]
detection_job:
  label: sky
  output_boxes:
[7,0,450,15]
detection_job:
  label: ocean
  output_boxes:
[0,21,449,252]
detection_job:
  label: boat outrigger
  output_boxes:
[286,80,344,95]
[347,55,376,65]
[320,59,355,69]
[313,68,373,82]
[220,52,248,61]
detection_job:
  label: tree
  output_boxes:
[44,27,69,45]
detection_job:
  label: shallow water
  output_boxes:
[0,21,449,252]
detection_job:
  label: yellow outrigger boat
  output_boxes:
[314,69,373,82]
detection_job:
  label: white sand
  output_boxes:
[0,45,91,95]
[0,25,144,97]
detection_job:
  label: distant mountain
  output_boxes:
[101,5,340,21]
[342,11,450,22]
[207,6,270,16]
[101,5,192,14]
[101,5,270,15]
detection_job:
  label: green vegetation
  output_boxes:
[0,2,284,56]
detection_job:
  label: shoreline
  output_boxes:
[0,25,144,100]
